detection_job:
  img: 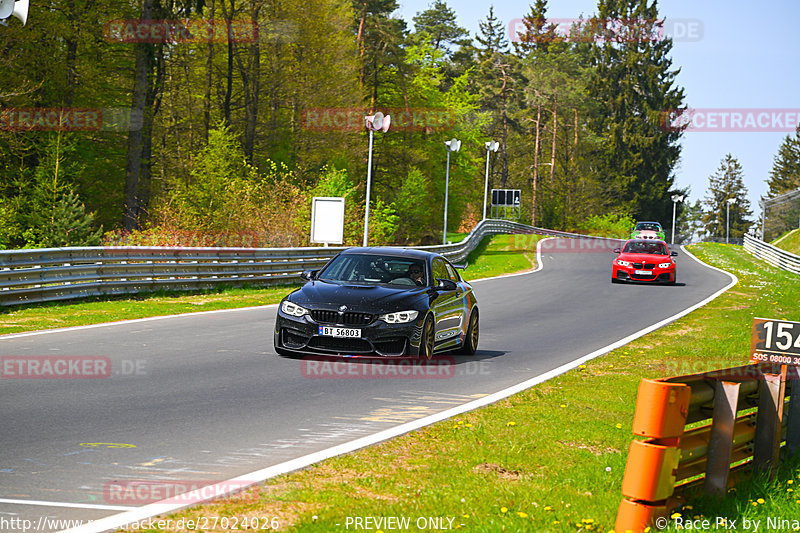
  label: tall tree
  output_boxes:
[475,6,512,187]
[762,125,800,237]
[411,0,469,54]
[766,125,800,195]
[588,0,686,222]
[701,154,753,239]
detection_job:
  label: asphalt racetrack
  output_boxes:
[0,238,734,531]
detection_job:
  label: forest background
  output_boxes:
[1,0,797,250]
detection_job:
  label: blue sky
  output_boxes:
[395,0,800,219]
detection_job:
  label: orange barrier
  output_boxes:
[615,364,799,533]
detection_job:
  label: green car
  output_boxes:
[630,221,666,241]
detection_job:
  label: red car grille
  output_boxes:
[632,262,657,269]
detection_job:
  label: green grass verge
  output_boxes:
[116,243,800,533]
[0,234,541,336]
[773,228,800,255]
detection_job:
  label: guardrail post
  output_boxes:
[616,379,691,533]
[703,381,740,495]
[753,366,787,474]
[785,366,800,457]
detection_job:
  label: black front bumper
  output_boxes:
[274,312,424,357]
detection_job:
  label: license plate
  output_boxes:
[634,270,653,275]
[319,326,361,338]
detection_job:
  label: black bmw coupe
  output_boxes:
[274,247,479,359]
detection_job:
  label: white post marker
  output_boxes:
[443,138,461,244]
[726,197,736,244]
[671,194,684,244]
[483,141,499,220]
[363,112,391,247]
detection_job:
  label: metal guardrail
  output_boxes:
[616,364,800,532]
[743,233,800,275]
[0,219,566,307]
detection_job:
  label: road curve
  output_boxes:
[0,238,734,531]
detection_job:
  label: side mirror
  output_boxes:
[671,251,678,256]
[435,278,458,291]
[613,248,621,254]
[300,269,318,281]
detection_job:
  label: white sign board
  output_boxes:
[311,197,345,245]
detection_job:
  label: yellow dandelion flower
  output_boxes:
[465,423,473,428]
[500,507,508,513]
[544,506,552,511]
[457,420,464,425]
[671,513,682,519]
[616,423,623,429]
[789,480,795,484]
[757,498,765,504]
[507,421,516,426]
[560,404,566,408]
[517,512,528,518]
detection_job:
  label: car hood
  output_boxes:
[287,280,428,312]
[617,252,671,262]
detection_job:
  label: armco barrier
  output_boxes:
[743,233,800,275]
[0,220,576,307]
[615,364,800,532]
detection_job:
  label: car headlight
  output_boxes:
[658,262,673,269]
[281,300,309,317]
[379,310,419,324]
[616,260,631,267]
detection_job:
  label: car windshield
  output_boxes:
[623,241,668,255]
[317,254,426,286]
[635,222,661,232]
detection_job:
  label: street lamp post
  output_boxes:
[443,138,461,244]
[726,197,736,244]
[671,194,684,245]
[483,141,499,220]
[363,112,391,247]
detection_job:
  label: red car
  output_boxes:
[612,239,678,284]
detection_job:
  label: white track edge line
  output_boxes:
[0,499,133,511]
[59,242,737,533]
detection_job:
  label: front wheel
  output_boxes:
[456,309,479,355]
[418,316,435,360]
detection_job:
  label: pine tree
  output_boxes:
[589,0,686,222]
[22,135,102,248]
[474,6,513,187]
[411,0,469,54]
[762,125,800,238]
[767,125,800,196]
[701,154,753,239]
[513,0,559,57]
